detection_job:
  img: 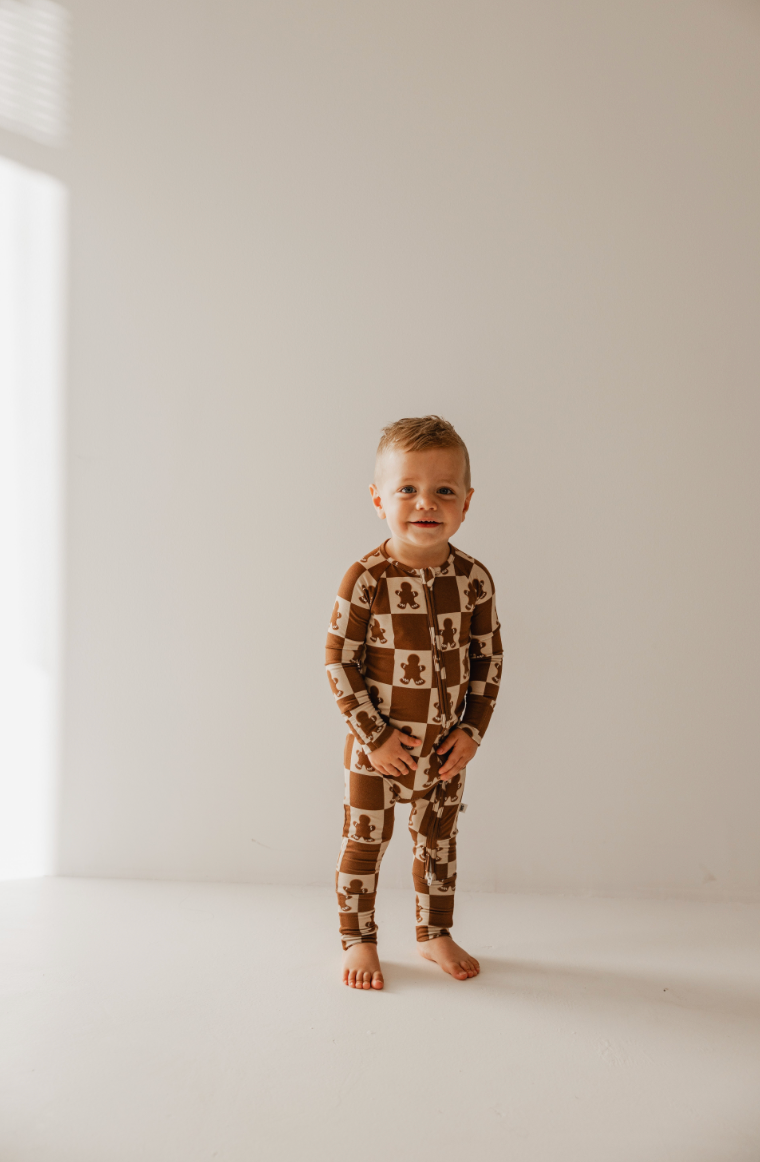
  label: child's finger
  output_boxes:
[439,749,463,775]
[394,745,417,768]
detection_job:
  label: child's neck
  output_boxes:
[385,536,450,570]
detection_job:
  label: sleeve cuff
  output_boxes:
[364,722,395,751]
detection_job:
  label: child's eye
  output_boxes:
[399,486,416,494]
[438,487,454,495]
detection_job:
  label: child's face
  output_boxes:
[369,446,474,556]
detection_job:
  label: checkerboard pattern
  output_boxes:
[336,734,466,947]
[326,540,503,947]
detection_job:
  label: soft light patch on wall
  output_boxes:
[0,155,67,877]
[0,0,69,145]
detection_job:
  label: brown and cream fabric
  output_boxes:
[326,540,503,948]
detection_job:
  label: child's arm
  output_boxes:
[325,561,397,753]
[460,566,503,745]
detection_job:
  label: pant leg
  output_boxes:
[409,769,466,942]
[336,734,396,949]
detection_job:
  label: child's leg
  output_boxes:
[409,771,465,942]
[336,735,397,949]
[409,771,479,979]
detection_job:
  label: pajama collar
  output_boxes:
[379,539,457,578]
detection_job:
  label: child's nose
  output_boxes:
[416,493,437,509]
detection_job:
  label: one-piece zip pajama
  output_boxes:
[326,540,503,949]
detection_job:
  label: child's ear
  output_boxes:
[461,487,474,519]
[369,483,386,519]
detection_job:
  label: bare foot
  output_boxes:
[343,943,384,990]
[418,936,480,980]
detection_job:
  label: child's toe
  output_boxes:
[371,973,384,989]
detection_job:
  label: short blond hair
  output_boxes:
[375,415,471,488]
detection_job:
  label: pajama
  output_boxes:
[326,540,503,949]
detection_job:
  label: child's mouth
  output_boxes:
[412,521,441,527]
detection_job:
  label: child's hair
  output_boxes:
[376,415,471,488]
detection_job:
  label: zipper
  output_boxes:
[420,566,451,886]
[421,568,451,731]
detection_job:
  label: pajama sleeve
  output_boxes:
[459,566,503,746]
[325,562,396,752]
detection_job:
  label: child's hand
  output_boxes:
[369,730,422,778]
[436,728,478,781]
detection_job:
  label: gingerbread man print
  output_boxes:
[354,748,375,774]
[344,879,369,900]
[400,654,426,686]
[423,765,438,786]
[369,619,387,644]
[355,710,380,738]
[358,584,372,606]
[353,814,376,841]
[330,602,342,632]
[443,773,461,803]
[387,782,403,804]
[327,671,343,699]
[493,660,502,684]
[441,618,458,649]
[464,578,486,609]
[395,581,420,609]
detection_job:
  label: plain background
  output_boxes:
[5,0,757,896]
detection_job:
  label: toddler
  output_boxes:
[326,416,503,989]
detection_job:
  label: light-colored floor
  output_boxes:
[1,880,760,1161]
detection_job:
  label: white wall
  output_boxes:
[53,0,760,897]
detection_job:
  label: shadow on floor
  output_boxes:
[474,955,760,1020]
[360,953,760,1022]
